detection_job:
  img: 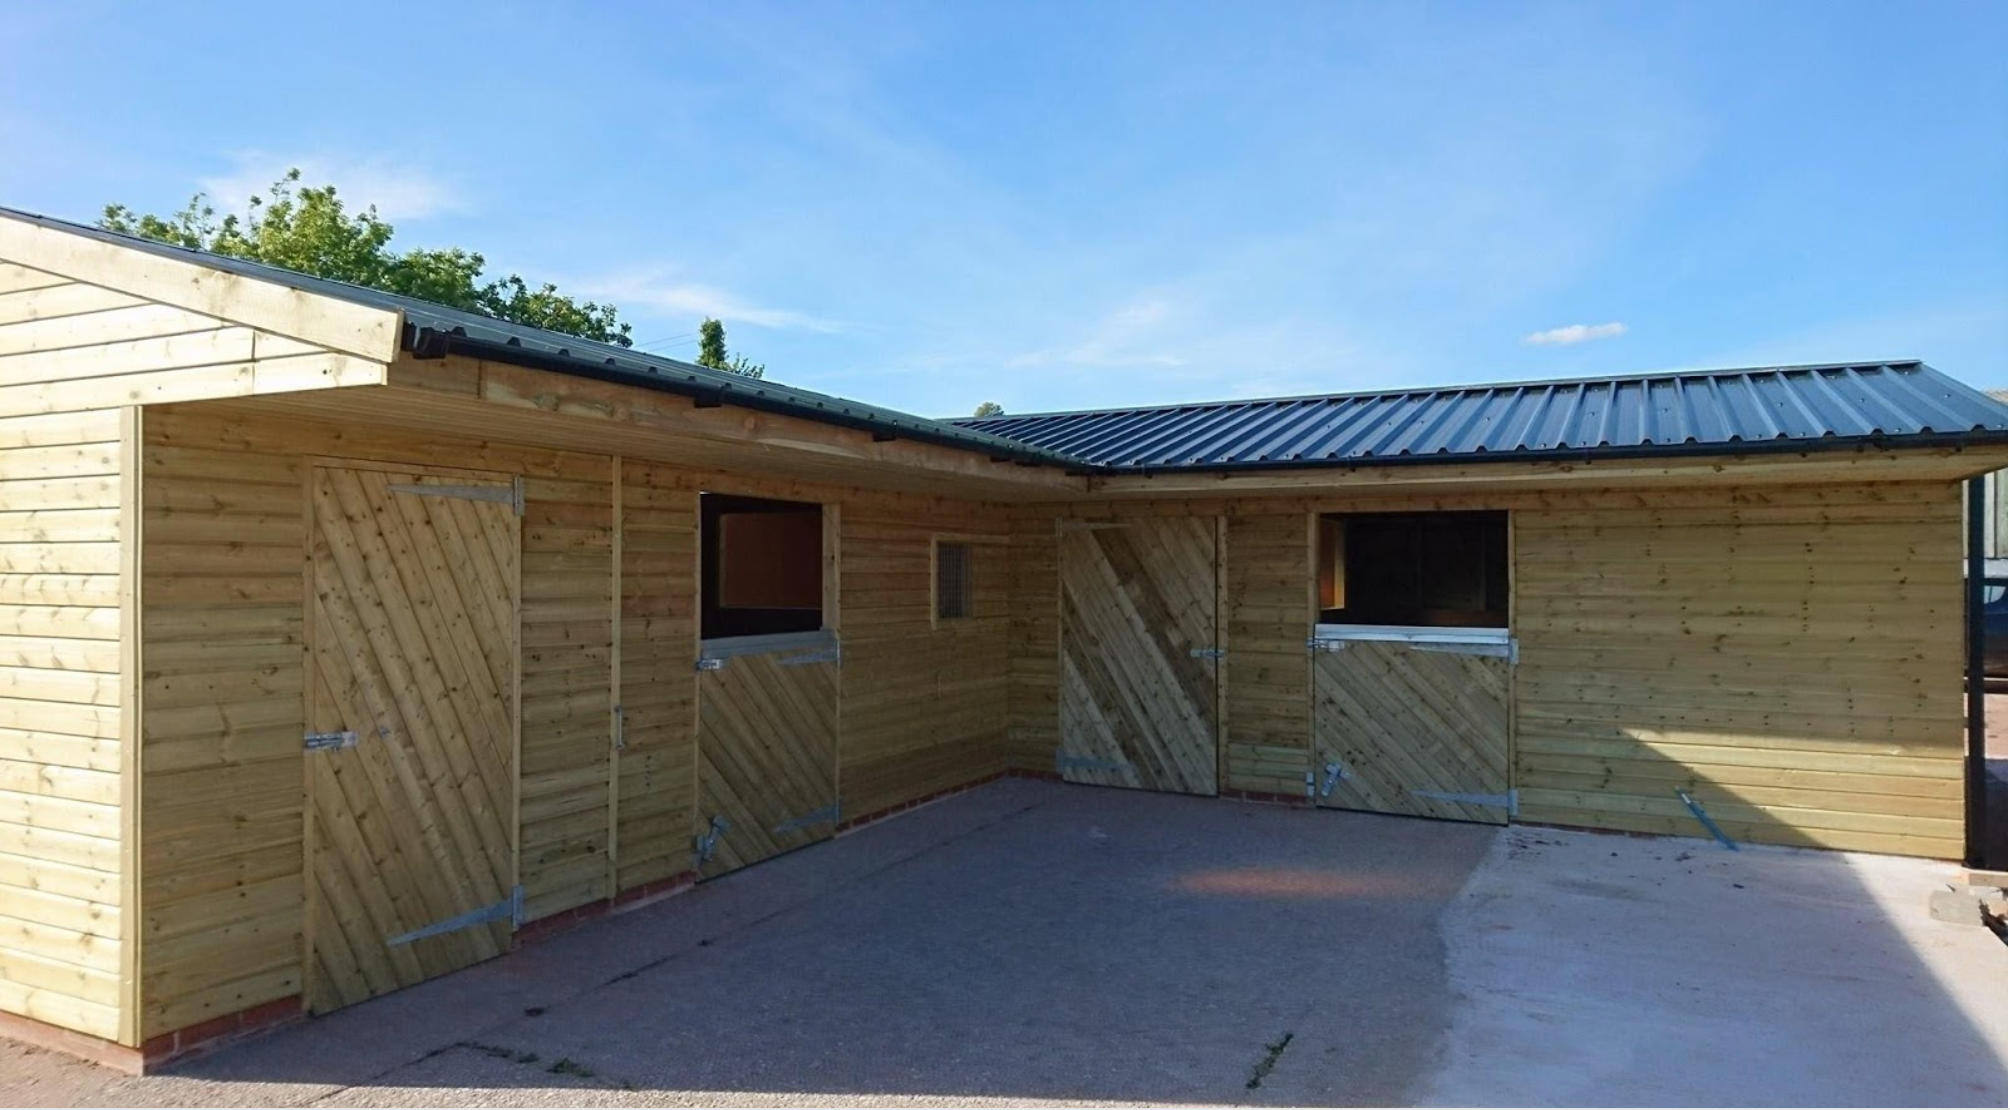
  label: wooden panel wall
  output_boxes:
[1222,513,1313,796]
[613,461,697,893]
[0,405,127,1042]
[132,399,1019,1036]
[1004,511,1058,772]
[1514,482,1964,857]
[1007,484,1966,855]
[838,500,1011,820]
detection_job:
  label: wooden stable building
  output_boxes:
[0,207,2002,1069]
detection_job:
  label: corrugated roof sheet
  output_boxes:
[7,206,2003,476]
[953,363,2008,472]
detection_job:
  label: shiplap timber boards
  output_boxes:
[0,402,125,1042]
[1056,517,1219,794]
[693,648,839,878]
[1313,642,1511,824]
[304,467,519,1014]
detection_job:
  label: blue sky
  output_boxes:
[4,1,2004,416]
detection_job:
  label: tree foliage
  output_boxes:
[694,317,765,379]
[101,169,633,347]
[972,401,1005,417]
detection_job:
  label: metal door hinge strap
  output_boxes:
[386,481,525,516]
[1189,647,1226,660]
[1411,640,1519,663]
[1307,637,1348,653]
[694,815,728,864]
[772,803,840,834]
[1677,790,1739,851]
[1411,788,1517,814]
[613,704,626,751]
[695,657,725,672]
[388,885,522,946]
[304,730,358,752]
[1056,752,1130,774]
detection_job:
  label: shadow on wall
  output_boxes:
[129,780,2003,1106]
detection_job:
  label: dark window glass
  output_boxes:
[701,493,823,639]
[1317,511,1508,628]
[936,541,972,620]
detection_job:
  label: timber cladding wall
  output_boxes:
[130,403,1015,1041]
[1512,483,1964,858]
[0,407,127,1043]
[1003,484,1966,856]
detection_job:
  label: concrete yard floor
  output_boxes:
[1,778,2003,1107]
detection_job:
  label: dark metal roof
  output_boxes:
[0,206,1087,471]
[8,206,2003,478]
[953,363,2009,473]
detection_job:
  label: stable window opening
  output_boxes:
[701,493,824,640]
[935,540,972,622]
[1318,510,1507,628]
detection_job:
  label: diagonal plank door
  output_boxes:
[305,466,520,1014]
[1312,640,1511,824]
[694,639,840,879]
[1058,517,1220,795]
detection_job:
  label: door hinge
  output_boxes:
[772,803,840,835]
[388,885,522,946]
[612,704,626,751]
[386,479,524,517]
[1319,757,1352,798]
[1307,637,1348,653]
[694,815,729,865]
[1055,750,1130,774]
[304,730,358,753]
[777,644,840,667]
[1411,788,1518,815]
[695,657,725,672]
[1188,646,1226,660]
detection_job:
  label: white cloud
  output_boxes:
[1523,321,1627,346]
[1008,299,1185,368]
[200,151,465,221]
[581,268,842,333]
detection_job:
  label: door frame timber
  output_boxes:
[300,459,525,1010]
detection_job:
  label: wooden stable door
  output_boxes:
[304,466,521,1014]
[1057,518,1221,795]
[1310,640,1512,824]
[693,635,841,878]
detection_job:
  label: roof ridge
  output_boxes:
[950,361,1932,425]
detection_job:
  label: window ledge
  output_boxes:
[699,628,836,661]
[1311,624,1511,646]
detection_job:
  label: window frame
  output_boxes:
[698,492,830,646]
[931,536,976,626]
[1313,509,1512,634]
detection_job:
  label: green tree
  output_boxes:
[693,316,766,379]
[972,401,1005,417]
[101,169,632,347]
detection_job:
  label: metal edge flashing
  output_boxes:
[1082,429,2008,478]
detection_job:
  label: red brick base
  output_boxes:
[0,994,305,1076]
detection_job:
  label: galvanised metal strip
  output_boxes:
[1411,639,1519,663]
[386,479,525,517]
[388,885,522,946]
[1677,790,1739,851]
[1410,788,1518,815]
[1055,751,1130,775]
[772,804,840,835]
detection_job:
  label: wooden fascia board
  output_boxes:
[1080,445,2003,498]
[0,214,402,362]
[389,354,1089,495]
